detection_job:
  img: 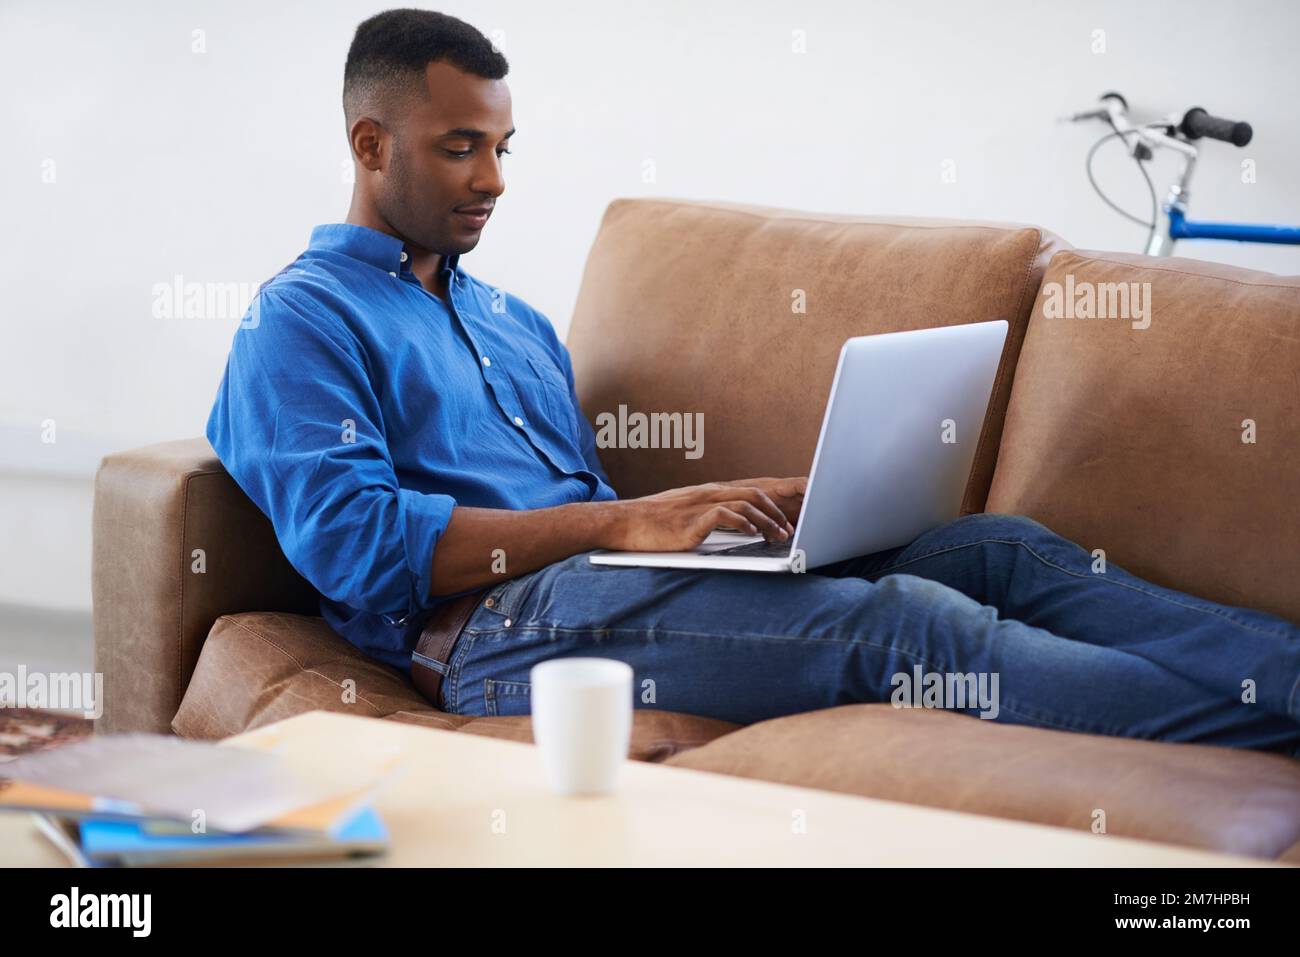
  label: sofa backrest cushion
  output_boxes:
[986,249,1300,623]
[565,198,1067,511]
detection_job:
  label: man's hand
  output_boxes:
[606,477,808,552]
[717,476,808,528]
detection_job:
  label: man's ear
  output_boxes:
[349,117,387,173]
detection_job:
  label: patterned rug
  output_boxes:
[0,708,94,764]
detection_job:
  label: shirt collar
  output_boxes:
[308,223,461,279]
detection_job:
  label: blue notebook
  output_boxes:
[75,802,388,866]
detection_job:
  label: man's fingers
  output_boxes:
[716,485,792,533]
[727,500,790,541]
[703,506,757,537]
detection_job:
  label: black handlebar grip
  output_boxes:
[1180,107,1253,147]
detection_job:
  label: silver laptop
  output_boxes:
[587,319,1008,572]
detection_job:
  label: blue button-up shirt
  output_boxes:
[206,224,618,672]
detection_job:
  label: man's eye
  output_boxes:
[444,148,513,158]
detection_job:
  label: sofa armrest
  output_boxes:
[91,437,320,733]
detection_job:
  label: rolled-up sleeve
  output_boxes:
[206,287,456,620]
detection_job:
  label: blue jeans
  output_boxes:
[437,514,1300,755]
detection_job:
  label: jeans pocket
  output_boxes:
[484,678,533,717]
[475,567,546,627]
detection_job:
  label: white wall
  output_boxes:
[3,0,1298,611]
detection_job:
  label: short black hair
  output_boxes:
[343,9,509,125]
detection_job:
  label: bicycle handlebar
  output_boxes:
[1069,93,1253,149]
[1179,107,1252,147]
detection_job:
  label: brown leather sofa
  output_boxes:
[92,198,1300,862]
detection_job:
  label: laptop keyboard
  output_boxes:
[714,538,793,559]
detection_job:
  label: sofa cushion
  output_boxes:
[566,198,1067,512]
[663,703,1300,859]
[172,612,739,762]
[986,249,1300,624]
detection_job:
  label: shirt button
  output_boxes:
[482,356,491,366]
[388,271,397,277]
[484,597,495,608]
[400,251,408,262]
[503,618,512,628]
[513,416,524,427]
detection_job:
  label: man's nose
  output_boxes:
[471,152,506,198]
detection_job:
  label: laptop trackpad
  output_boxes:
[696,529,765,553]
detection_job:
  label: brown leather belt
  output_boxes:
[410,589,487,709]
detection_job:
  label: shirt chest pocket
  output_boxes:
[521,355,580,439]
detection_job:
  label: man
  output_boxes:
[207,9,1300,753]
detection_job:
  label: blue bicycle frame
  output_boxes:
[1144,130,1300,256]
[1167,208,1300,245]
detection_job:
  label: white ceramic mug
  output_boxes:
[529,657,634,795]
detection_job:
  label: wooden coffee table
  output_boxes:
[1,710,1279,866]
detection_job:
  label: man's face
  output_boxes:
[371,60,513,256]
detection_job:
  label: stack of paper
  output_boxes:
[0,732,404,867]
